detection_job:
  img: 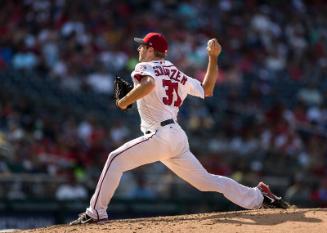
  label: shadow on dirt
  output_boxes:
[126,209,325,226]
[207,209,324,226]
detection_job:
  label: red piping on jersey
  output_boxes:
[162,65,174,67]
[134,74,144,82]
[92,131,158,210]
[95,209,99,220]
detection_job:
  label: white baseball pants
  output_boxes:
[86,123,263,220]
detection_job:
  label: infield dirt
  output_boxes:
[14,208,327,233]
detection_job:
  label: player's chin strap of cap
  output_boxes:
[145,119,174,134]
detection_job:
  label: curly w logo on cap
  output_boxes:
[134,32,168,53]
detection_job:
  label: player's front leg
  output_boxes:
[70,132,170,224]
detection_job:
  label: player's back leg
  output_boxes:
[161,150,263,209]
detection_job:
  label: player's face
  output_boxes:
[137,44,152,62]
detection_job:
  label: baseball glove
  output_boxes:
[114,76,133,110]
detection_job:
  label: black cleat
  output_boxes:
[257,182,290,209]
[69,212,109,225]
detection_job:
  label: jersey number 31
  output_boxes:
[162,80,181,107]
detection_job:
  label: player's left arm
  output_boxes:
[202,38,221,97]
[117,76,155,110]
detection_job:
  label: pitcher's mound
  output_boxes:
[17,208,327,233]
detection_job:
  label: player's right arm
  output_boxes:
[202,38,221,97]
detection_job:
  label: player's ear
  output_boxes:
[148,46,154,53]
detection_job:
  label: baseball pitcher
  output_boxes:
[70,32,288,225]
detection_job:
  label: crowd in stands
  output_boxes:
[0,0,326,207]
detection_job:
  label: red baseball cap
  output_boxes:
[134,32,168,53]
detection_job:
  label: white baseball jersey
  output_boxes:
[86,59,264,220]
[131,60,204,133]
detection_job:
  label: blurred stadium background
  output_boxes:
[0,0,326,230]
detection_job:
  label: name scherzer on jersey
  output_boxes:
[131,60,205,133]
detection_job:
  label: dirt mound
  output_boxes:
[16,208,327,233]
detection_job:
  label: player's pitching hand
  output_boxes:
[207,39,221,57]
